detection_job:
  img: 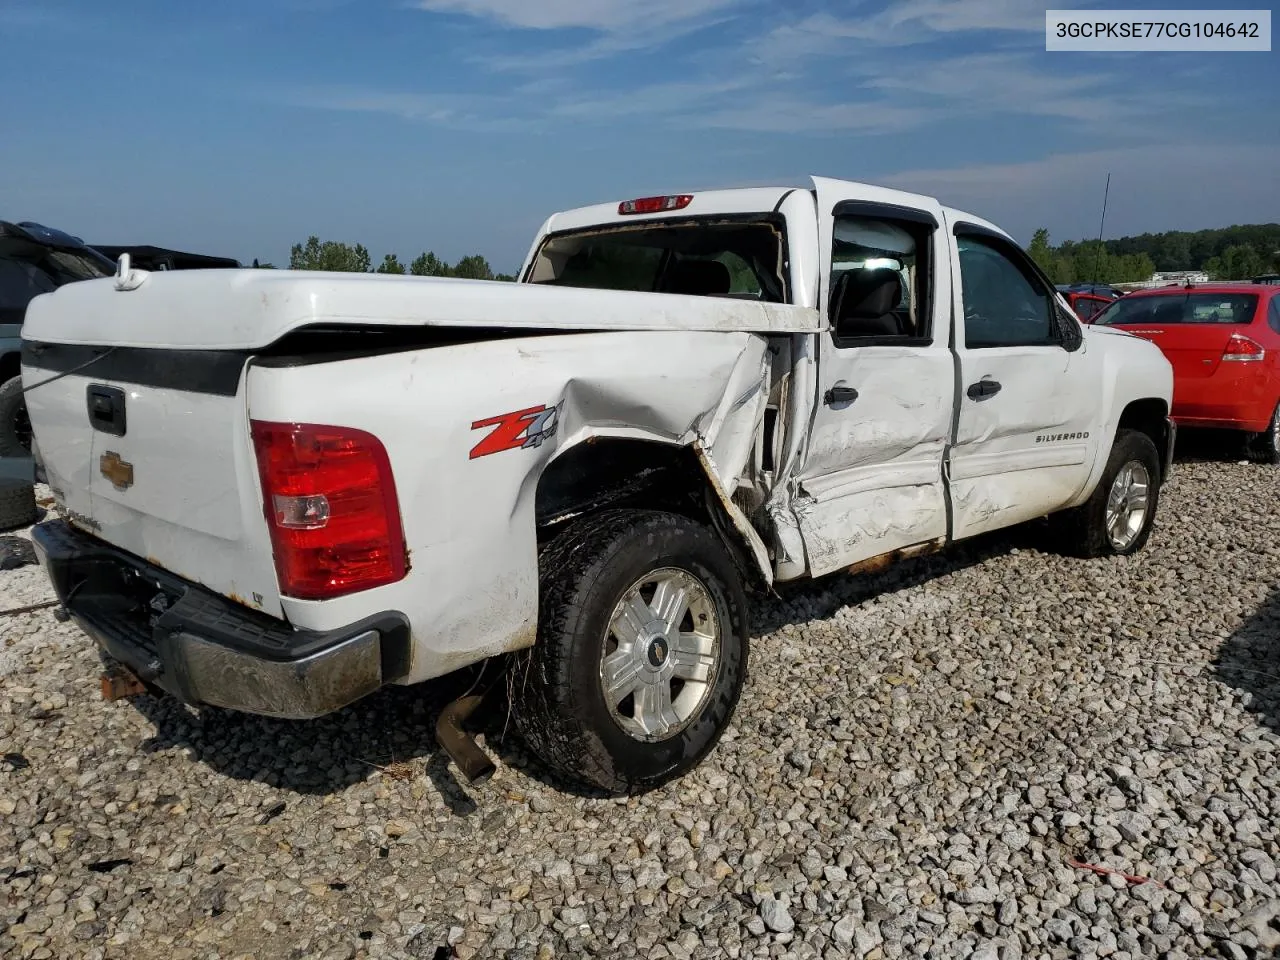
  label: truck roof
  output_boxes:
[539,176,1007,241]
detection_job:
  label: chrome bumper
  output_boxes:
[31,519,409,719]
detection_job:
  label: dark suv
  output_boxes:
[0,221,116,460]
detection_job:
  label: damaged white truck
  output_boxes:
[20,177,1174,794]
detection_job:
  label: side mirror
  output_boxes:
[1057,307,1084,352]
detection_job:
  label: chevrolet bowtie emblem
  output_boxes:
[99,451,134,490]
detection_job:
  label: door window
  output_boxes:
[958,235,1056,348]
[829,213,933,345]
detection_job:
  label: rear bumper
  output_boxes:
[31,519,410,719]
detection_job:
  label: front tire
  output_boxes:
[1050,428,1162,559]
[1246,402,1280,465]
[513,509,749,795]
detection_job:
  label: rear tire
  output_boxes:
[0,375,31,459]
[1246,402,1280,465]
[1049,429,1162,559]
[512,509,748,795]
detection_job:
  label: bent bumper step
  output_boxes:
[31,518,410,719]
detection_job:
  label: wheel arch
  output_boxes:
[534,436,773,592]
[1117,397,1173,481]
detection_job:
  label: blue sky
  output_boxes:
[1,0,1276,272]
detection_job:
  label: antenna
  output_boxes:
[1091,172,1111,287]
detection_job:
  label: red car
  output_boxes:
[1092,283,1280,463]
[1065,291,1116,323]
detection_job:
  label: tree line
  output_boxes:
[251,236,516,281]
[1028,223,1280,284]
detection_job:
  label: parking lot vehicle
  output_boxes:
[0,221,115,528]
[1056,283,1122,323]
[90,245,240,272]
[1092,283,1280,463]
[21,178,1175,793]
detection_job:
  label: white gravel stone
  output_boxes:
[3,462,1280,958]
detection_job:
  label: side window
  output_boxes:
[1269,296,1280,335]
[958,235,1056,349]
[829,213,932,345]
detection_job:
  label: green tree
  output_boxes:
[1028,228,1054,273]
[453,254,495,280]
[289,236,372,272]
[1205,244,1264,280]
[494,273,516,282]
[409,251,452,277]
[375,253,406,275]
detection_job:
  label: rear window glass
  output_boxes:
[526,219,786,302]
[1094,292,1259,326]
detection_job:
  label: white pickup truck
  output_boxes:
[20,177,1174,794]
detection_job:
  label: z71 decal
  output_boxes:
[470,402,562,459]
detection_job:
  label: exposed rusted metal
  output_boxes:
[100,665,148,701]
[436,693,496,785]
[845,537,946,577]
[691,440,774,588]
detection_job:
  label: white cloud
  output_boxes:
[881,144,1280,242]
[873,0,1056,37]
[277,87,536,132]
[410,0,743,32]
[548,77,755,119]
[279,76,939,137]
[702,97,937,134]
[747,0,1055,63]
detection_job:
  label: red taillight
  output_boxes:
[250,420,407,600]
[618,194,693,215]
[1223,333,1264,362]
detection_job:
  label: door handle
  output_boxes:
[966,379,1002,401]
[823,384,859,406]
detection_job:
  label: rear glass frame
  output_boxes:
[523,213,791,304]
[1094,292,1260,327]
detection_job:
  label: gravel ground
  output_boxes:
[3,442,1280,960]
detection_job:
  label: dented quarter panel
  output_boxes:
[245,329,772,684]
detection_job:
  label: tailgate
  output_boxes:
[22,348,283,618]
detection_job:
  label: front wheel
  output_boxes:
[1049,428,1162,559]
[1246,402,1280,465]
[513,509,749,795]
